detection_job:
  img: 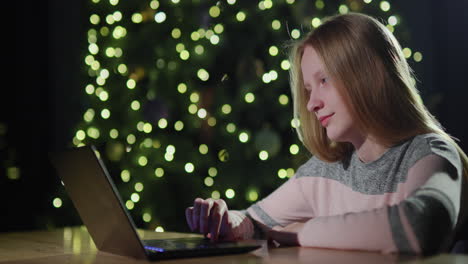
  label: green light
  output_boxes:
[155,168,164,177]
[287,168,295,178]
[131,13,143,23]
[281,60,290,70]
[199,144,208,154]
[142,138,153,148]
[221,104,232,114]
[76,130,86,140]
[191,31,200,41]
[101,109,110,119]
[143,123,152,133]
[218,149,229,162]
[188,104,198,114]
[138,156,148,166]
[269,46,278,56]
[90,14,100,25]
[180,50,190,60]
[209,6,221,18]
[135,182,144,192]
[88,43,99,54]
[214,24,224,34]
[259,150,269,160]
[264,0,273,9]
[137,121,145,132]
[209,35,220,45]
[277,169,287,179]
[190,92,200,103]
[211,190,221,199]
[290,144,299,155]
[87,112,101,125]
[380,1,390,12]
[236,11,246,22]
[204,177,214,187]
[87,127,100,139]
[130,100,140,111]
[174,120,184,131]
[126,200,134,210]
[155,226,164,232]
[185,163,195,173]
[127,79,136,89]
[208,167,218,177]
[197,108,207,119]
[226,123,236,133]
[177,83,187,93]
[315,0,324,9]
[197,68,209,81]
[225,189,235,199]
[291,29,301,39]
[207,117,216,127]
[271,20,281,30]
[403,47,412,59]
[388,15,398,26]
[247,190,258,202]
[286,0,295,4]
[127,134,136,144]
[291,118,300,128]
[166,145,176,154]
[279,94,289,105]
[53,198,62,208]
[150,0,160,9]
[413,52,423,62]
[311,17,321,28]
[239,132,249,143]
[244,92,255,103]
[131,193,140,203]
[121,170,131,182]
[110,129,119,139]
[338,5,349,14]
[194,45,204,55]
[143,213,152,222]
[158,118,168,129]
[171,28,181,39]
[109,0,119,6]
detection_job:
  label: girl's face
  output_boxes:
[301,45,363,144]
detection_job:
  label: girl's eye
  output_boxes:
[320,78,327,84]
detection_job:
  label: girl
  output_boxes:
[185,13,467,255]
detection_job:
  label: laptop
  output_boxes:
[50,145,261,260]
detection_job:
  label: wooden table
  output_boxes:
[0,226,466,263]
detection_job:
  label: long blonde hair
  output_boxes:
[290,12,467,239]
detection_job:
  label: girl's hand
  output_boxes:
[185,198,236,241]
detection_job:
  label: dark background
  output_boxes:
[4,0,468,232]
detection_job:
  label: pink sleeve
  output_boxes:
[298,154,462,255]
[246,175,315,228]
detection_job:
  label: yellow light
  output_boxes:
[106,14,115,25]
[101,109,110,119]
[127,134,136,144]
[291,29,301,39]
[194,45,204,55]
[211,190,221,199]
[264,0,273,9]
[109,0,119,5]
[90,14,100,25]
[262,73,271,83]
[247,190,258,202]
[164,153,173,161]
[155,226,164,232]
[190,92,200,103]
[413,52,423,62]
[218,149,229,162]
[239,132,249,143]
[338,5,349,14]
[143,123,152,133]
[278,94,289,105]
[272,20,281,30]
[227,0,236,4]
[281,60,290,70]
[137,121,145,132]
[180,50,190,60]
[185,163,195,173]
[245,92,255,103]
[286,0,295,4]
[290,144,299,155]
[88,43,99,54]
[174,120,184,131]
[204,177,214,187]
[236,11,246,22]
[176,43,185,53]
[121,170,131,182]
[150,0,160,9]
[221,104,232,114]
[138,156,148,166]
[277,169,287,179]
[131,13,143,23]
[197,69,209,81]
[76,130,86,140]
[364,0,372,3]
[131,100,140,111]
[171,28,181,39]
[177,83,187,94]
[226,123,236,133]
[154,12,167,23]
[259,150,269,160]
[209,6,221,18]
[166,145,176,154]
[210,35,220,45]
[287,168,295,178]
[188,104,198,114]
[142,138,153,148]
[126,200,134,210]
[380,1,390,12]
[199,144,208,154]
[158,118,168,129]
[269,46,278,56]
[135,182,144,192]
[155,168,164,177]
[127,79,136,89]
[258,1,265,10]
[311,17,321,28]
[225,189,235,199]
[191,31,200,41]
[85,55,94,65]
[269,70,278,80]
[291,118,300,128]
[143,213,151,222]
[131,193,140,203]
[53,198,62,208]
[208,167,218,177]
[207,117,216,127]
[105,47,115,57]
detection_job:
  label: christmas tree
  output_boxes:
[55,0,421,232]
